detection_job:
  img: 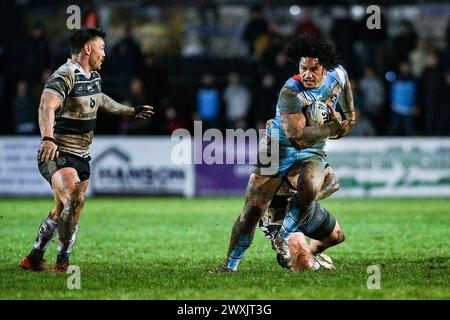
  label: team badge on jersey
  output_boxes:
[57,157,67,166]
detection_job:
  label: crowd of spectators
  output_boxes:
[3,4,450,137]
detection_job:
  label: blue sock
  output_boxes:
[279,201,315,241]
[226,233,252,271]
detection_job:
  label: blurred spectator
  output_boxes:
[390,21,418,70]
[270,50,295,89]
[139,53,169,134]
[119,78,148,135]
[439,71,450,135]
[447,18,450,51]
[82,1,100,28]
[389,62,418,135]
[409,39,431,78]
[349,78,363,111]
[196,73,221,131]
[164,104,186,134]
[330,8,360,75]
[359,9,388,75]
[420,52,446,135]
[13,80,37,134]
[182,31,205,57]
[344,78,374,136]
[20,23,51,83]
[359,67,385,134]
[223,72,251,129]
[260,31,285,69]
[242,5,269,58]
[140,53,168,108]
[293,12,321,38]
[349,110,376,136]
[32,69,52,105]
[112,25,144,99]
[253,73,278,129]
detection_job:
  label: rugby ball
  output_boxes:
[306,100,330,126]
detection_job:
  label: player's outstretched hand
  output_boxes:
[38,140,59,162]
[134,105,154,119]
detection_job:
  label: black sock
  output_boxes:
[30,248,44,261]
[56,252,70,264]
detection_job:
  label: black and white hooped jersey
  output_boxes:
[43,58,102,158]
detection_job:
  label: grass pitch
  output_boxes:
[0,197,449,300]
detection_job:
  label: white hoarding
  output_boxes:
[0,137,53,196]
[0,137,448,198]
[325,138,450,197]
[0,136,194,197]
[90,137,195,197]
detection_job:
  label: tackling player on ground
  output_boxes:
[217,34,356,272]
[260,163,343,271]
[20,27,154,272]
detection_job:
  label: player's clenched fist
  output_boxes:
[133,105,154,119]
[339,119,356,137]
[325,103,356,139]
[38,137,59,162]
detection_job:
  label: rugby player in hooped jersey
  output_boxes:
[20,28,154,272]
[217,34,356,272]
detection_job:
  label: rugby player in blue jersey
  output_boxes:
[217,34,356,272]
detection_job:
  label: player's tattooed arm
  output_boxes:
[100,94,154,119]
[337,80,357,137]
[342,83,356,120]
[279,88,342,149]
[38,91,62,161]
[100,93,135,117]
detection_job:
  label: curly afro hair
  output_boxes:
[286,33,339,70]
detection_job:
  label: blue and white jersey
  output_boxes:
[268,65,349,152]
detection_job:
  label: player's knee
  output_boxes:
[297,181,320,205]
[50,204,63,220]
[338,230,345,244]
[333,229,345,245]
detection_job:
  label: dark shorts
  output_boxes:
[297,202,336,240]
[259,195,336,241]
[37,151,91,186]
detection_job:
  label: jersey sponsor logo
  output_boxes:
[78,111,97,119]
[90,97,95,108]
